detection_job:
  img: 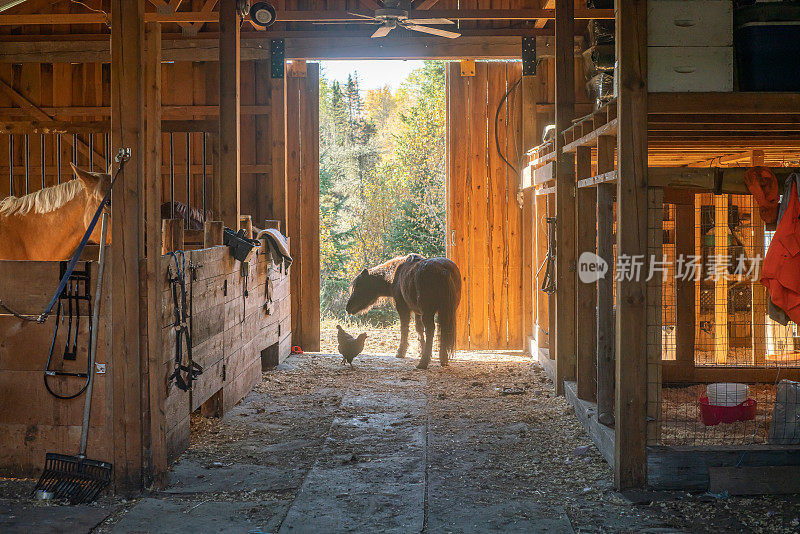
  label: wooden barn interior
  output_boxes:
[1,0,800,510]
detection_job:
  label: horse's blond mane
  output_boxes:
[0,179,84,217]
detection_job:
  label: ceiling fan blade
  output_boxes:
[404,18,454,25]
[313,20,380,25]
[371,24,395,38]
[403,23,460,39]
[347,11,379,20]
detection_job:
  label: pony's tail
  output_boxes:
[440,270,461,362]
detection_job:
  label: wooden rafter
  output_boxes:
[148,0,194,33]
[0,8,614,25]
[413,0,441,9]
[535,0,554,29]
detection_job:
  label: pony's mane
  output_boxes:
[0,179,84,217]
[368,255,413,282]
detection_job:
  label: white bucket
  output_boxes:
[706,383,749,407]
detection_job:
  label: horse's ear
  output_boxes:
[70,163,100,190]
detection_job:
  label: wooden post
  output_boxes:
[239,214,253,239]
[271,72,287,231]
[111,0,146,493]
[263,219,281,231]
[162,219,184,255]
[554,0,576,395]
[751,150,767,365]
[713,194,729,364]
[576,146,596,401]
[675,199,696,371]
[299,64,321,352]
[218,0,240,230]
[144,20,166,489]
[521,74,537,347]
[203,220,224,247]
[201,220,224,418]
[596,135,615,426]
[615,0,649,490]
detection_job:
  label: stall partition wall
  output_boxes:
[446,61,527,351]
[0,61,279,226]
[0,60,323,351]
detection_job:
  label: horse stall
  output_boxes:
[0,0,294,492]
[0,132,292,485]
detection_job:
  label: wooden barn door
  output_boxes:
[446,61,524,351]
[285,62,321,352]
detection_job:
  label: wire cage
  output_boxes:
[649,190,800,447]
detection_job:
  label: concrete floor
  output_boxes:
[104,352,636,533]
[5,350,800,533]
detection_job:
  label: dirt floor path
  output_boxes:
[2,326,800,533]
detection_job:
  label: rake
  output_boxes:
[34,212,112,504]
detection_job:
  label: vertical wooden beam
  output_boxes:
[144,20,166,489]
[554,0,576,394]
[615,0,649,490]
[751,150,766,365]
[522,188,534,350]
[576,146,596,401]
[203,220,224,247]
[596,135,615,426]
[713,194,729,364]
[271,70,287,229]
[111,0,145,493]
[218,0,240,230]
[201,220,224,418]
[675,200,696,371]
[521,74,537,349]
[300,63,320,351]
[162,218,184,255]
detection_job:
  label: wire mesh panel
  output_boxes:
[652,191,800,446]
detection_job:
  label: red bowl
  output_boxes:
[699,395,757,426]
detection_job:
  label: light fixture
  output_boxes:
[249,2,277,28]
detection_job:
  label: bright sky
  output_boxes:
[319,60,426,92]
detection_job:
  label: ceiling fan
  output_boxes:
[317,0,461,39]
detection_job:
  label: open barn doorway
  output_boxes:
[314,60,448,355]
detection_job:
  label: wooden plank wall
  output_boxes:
[447,61,524,351]
[285,62,320,352]
[0,59,284,227]
[159,241,291,462]
[0,260,112,476]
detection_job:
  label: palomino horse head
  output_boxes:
[346,268,384,315]
[70,163,111,244]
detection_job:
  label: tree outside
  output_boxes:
[319,61,447,325]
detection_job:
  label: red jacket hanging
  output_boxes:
[761,180,800,324]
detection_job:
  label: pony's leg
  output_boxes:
[416,313,435,370]
[396,306,410,359]
[438,315,449,367]
[414,314,425,355]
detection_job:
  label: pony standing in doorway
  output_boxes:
[0,164,110,261]
[346,254,461,369]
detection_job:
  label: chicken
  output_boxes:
[337,325,367,367]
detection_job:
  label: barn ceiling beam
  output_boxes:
[0,8,613,25]
[1,34,585,62]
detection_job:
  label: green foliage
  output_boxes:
[318,62,446,324]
